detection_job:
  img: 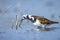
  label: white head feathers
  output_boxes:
[22,14,34,21]
[22,14,27,18]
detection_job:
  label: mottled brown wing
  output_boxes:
[39,18,52,24]
[39,17,59,24]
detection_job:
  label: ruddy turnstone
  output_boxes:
[19,14,59,30]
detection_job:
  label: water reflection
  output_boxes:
[31,27,60,31]
[38,27,60,31]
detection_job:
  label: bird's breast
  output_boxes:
[33,19,41,26]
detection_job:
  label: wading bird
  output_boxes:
[19,14,59,30]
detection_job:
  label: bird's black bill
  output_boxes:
[19,19,24,28]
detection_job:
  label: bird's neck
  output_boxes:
[27,16,36,23]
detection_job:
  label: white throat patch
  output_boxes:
[28,15,34,20]
[33,19,41,26]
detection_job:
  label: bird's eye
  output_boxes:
[23,17,26,19]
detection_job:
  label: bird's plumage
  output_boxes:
[19,14,59,30]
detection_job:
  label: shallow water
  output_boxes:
[0,0,60,40]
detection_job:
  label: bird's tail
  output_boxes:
[52,21,59,24]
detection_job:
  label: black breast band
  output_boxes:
[27,15,36,23]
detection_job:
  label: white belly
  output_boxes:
[33,19,41,26]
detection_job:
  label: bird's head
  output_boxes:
[21,14,28,20]
[19,14,28,27]
[21,14,33,20]
[19,14,34,28]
